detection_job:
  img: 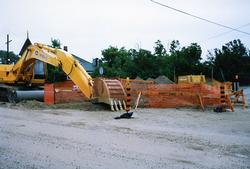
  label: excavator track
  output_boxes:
[93,78,126,111]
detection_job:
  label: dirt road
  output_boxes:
[0,105,250,169]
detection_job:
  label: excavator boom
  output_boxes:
[0,41,126,110]
[0,43,93,99]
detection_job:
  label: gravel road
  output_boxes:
[0,105,250,169]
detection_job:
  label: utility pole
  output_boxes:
[5,34,12,64]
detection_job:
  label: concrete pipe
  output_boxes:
[7,90,44,103]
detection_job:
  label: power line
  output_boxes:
[150,0,250,36]
[197,22,250,43]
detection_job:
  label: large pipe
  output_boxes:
[7,90,44,103]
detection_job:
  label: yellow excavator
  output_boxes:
[0,39,126,111]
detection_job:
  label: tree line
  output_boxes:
[94,39,250,85]
[0,39,249,85]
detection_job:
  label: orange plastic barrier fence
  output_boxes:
[121,80,221,108]
[44,80,87,104]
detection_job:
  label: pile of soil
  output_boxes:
[154,75,174,84]
[0,100,109,111]
[146,76,174,84]
[146,77,155,81]
[135,76,143,80]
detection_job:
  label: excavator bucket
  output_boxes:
[93,78,126,111]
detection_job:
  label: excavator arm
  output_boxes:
[0,42,127,111]
[1,43,93,99]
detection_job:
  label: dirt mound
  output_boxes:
[147,77,155,81]
[154,75,174,84]
[145,76,174,84]
[0,100,109,111]
[135,76,143,80]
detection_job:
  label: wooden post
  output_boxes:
[197,93,204,111]
[135,92,142,110]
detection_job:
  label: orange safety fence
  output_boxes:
[120,79,221,108]
[44,80,87,104]
[45,79,223,108]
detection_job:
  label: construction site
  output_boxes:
[1,0,250,169]
[0,38,249,169]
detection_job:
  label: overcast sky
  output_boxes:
[1,0,250,62]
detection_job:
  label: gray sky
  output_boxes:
[1,0,250,62]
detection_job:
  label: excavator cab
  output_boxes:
[32,60,46,84]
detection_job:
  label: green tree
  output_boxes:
[99,40,203,81]
[166,41,202,81]
[180,43,202,74]
[98,39,250,84]
[51,38,61,49]
[207,39,250,84]
[0,50,19,64]
[154,40,166,57]
[154,40,168,76]
[100,46,134,78]
[132,49,159,79]
[169,40,180,54]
